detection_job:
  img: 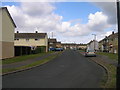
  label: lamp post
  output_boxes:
[92,34,96,50]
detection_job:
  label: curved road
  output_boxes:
[3,50,105,88]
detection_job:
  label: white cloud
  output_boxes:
[87,11,111,32]
[93,2,117,25]
[5,2,116,43]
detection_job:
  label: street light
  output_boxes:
[92,34,96,50]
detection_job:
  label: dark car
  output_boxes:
[49,48,55,51]
[55,48,63,51]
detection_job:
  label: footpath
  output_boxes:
[3,52,58,69]
[79,51,118,67]
[2,52,60,75]
[79,50,117,88]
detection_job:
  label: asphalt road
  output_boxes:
[3,50,106,88]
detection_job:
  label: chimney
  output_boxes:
[35,31,38,33]
[17,31,19,33]
[112,31,114,34]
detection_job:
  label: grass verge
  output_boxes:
[91,58,116,88]
[2,51,54,64]
[2,52,61,74]
[97,52,118,61]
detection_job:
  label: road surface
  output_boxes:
[3,50,105,88]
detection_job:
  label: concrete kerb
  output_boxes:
[88,57,109,88]
[2,51,64,76]
[79,51,109,88]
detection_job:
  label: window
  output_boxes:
[35,39,39,41]
[107,39,109,42]
[50,42,53,44]
[14,38,19,40]
[26,39,29,42]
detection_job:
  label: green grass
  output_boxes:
[91,57,116,88]
[2,51,54,64]
[2,52,60,74]
[101,63,116,88]
[97,52,118,61]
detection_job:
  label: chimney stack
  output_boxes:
[112,31,114,34]
[35,31,38,33]
[17,31,19,33]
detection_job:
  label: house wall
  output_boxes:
[45,35,48,52]
[0,8,15,59]
[15,38,46,46]
[15,37,48,52]
[88,41,99,50]
[108,37,118,53]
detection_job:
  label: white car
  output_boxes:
[85,50,96,57]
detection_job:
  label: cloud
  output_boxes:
[87,11,111,32]
[5,2,116,43]
[93,2,117,25]
[21,2,55,17]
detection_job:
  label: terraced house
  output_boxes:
[99,31,118,53]
[14,31,48,53]
[0,7,16,59]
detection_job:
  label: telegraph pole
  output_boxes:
[117,0,120,88]
[52,32,53,38]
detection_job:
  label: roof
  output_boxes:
[87,40,98,45]
[107,32,118,39]
[56,42,61,44]
[15,33,47,39]
[1,7,16,28]
[99,32,118,43]
[48,38,57,43]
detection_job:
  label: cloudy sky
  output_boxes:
[2,0,118,44]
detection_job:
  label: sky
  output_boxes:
[1,0,118,44]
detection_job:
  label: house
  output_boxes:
[77,44,87,50]
[99,36,109,52]
[87,40,99,51]
[56,42,62,48]
[48,38,57,49]
[61,43,87,50]
[99,31,118,53]
[0,7,16,59]
[61,43,76,50]
[14,31,48,53]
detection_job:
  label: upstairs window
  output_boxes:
[26,39,29,42]
[35,39,39,41]
[15,39,19,41]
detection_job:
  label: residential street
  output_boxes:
[3,50,105,88]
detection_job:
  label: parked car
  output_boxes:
[85,49,96,57]
[55,48,63,51]
[49,48,56,51]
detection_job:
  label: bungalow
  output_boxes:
[14,31,48,53]
[0,7,16,59]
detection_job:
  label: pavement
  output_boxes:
[2,52,58,69]
[79,51,118,67]
[3,49,105,88]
